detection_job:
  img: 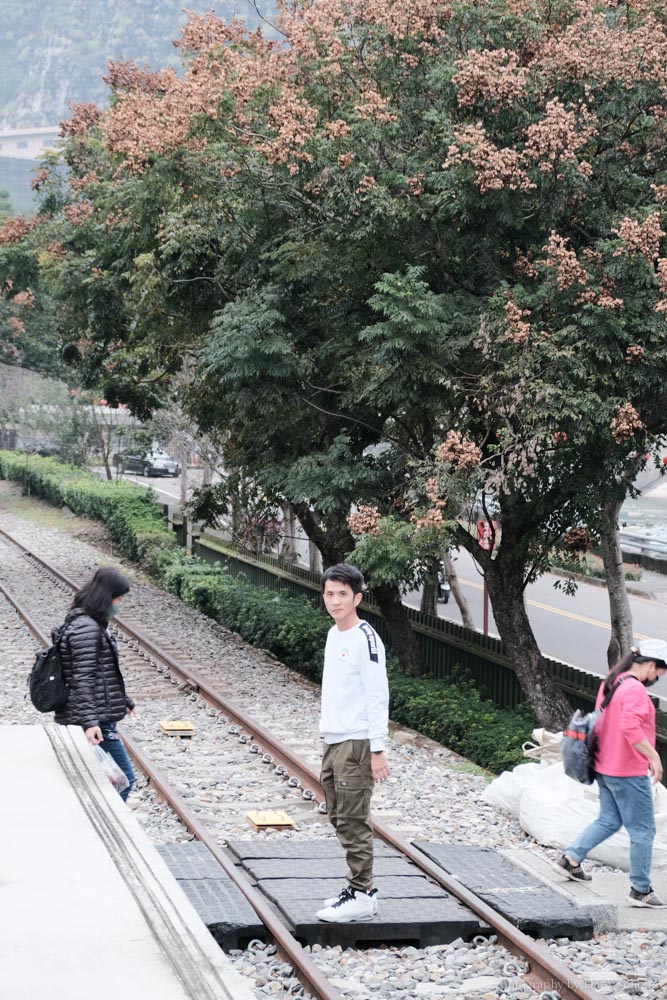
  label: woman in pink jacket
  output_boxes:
[557,639,667,908]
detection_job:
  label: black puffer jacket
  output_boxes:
[53,609,134,730]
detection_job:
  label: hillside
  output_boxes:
[0,0,276,129]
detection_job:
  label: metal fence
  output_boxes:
[189,528,667,771]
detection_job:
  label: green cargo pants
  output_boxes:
[320,739,374,891]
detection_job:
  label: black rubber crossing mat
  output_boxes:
[226,838,400,861]
[156,842,265,950]
[241,855,412,881]
[261,874,445,902]
[277,894,486,949]
[227,838,488,947]
[415,842,594,940]
[156,840,228,879]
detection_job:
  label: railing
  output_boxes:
[619,533,667,575]
[189,529,667,772]
[619,531,667,557]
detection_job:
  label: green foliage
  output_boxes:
[0,451,175,562]
[388,667,536,775]
[0,375,102,465]
[352,514,455,590]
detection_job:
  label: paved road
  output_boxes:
[405,547,667,700]
[128,474,184,502]
[102,469,190,503]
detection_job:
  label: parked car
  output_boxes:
[119,450,181,477]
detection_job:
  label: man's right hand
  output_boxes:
[85,726,103,745]
[371,751,390,783]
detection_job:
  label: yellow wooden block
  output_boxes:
[246,810,296,831]
[158,720,195,737]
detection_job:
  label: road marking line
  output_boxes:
[458,578,651,639]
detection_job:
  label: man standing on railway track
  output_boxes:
[316,563,390,923]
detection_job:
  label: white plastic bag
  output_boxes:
[481,762,542,817]
[482,729,563,817]
[93,745,130,794]
[522,728,563,764]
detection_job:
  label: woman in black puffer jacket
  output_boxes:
[55,566,136,801]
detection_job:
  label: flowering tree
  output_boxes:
[2,0,667,721]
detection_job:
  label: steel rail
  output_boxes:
[0,524,83,586]
[0,526,323,795]
[0,526,606,1000]
[0,581,45,643]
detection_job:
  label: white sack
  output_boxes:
[481,762,542,817]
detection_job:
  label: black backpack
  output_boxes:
[28,624,70,713]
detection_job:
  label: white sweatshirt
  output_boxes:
[319,620,389,751]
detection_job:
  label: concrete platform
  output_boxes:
[0,725,254,1000]
[227,839,489,947]
[505,847,667,934]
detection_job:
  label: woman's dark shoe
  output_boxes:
[628,887,666,908]
[556,855,592,882]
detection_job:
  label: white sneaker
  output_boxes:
[323,886,378,915]
[316,886,375,922]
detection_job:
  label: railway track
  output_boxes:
[0,523,606,1000]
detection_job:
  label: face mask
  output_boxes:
[642,677,660,688]
[108,604,119,619]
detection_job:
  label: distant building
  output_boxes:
[0,126,60,161]
[0,126,60,214]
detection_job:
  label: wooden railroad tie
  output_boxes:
[158,720,196,738]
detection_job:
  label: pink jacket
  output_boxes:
[594,672,655,777]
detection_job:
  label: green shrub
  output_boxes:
[389,666,535,773]
[0,451,175,563]
[161,556,329,680]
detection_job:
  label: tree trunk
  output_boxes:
[443,550,475,629]
[372,581,426,677]
[178,441,189,507]
[599,496,633,668]
[484,553,572,730]
[201,451,215,488]
[280,503,299,564]
[308,540,322,573]
[292,502,347,566]
[420,578,438,615]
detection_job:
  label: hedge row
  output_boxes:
[162,552,535,773]
[0,451,176,567]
